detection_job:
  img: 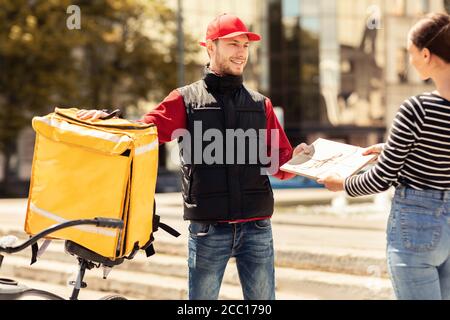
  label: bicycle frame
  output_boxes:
[0,217,123,300]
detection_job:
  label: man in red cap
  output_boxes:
[199,13,262,76]
[77,13,308,300]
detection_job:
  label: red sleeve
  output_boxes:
[265,98,295,180]
[139,90,186,144]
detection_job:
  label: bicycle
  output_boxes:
[0,217,128,300]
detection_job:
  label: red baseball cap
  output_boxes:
[200,14,261,47]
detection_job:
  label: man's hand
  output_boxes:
[293,143,313,157]
[317,173,344,192]
[76,109,110,120]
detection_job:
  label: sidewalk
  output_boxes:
[0,189,391,232]
[0,190,394,299]
[153,188,389,207]
[0,190,391,267]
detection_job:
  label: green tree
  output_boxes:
[0,0,199,194]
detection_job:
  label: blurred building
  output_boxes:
[157,0,447,175]
[167,0,446,145]
[4,0,449,193]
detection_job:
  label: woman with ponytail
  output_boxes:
[318,13,450,300]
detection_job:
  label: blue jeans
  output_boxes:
[188,219,275,300]
[387,186,450,300]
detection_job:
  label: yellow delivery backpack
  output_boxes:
[24,107,179,262]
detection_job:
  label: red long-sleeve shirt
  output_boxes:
[141,89,295,222]
[141,89,294,179]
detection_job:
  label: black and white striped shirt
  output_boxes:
[345,92,450,197]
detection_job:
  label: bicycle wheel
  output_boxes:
[99,294,128,300]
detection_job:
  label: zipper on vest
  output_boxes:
[187,166,195,204]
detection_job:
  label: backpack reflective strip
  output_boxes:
[135,140,159,156]
[29,203,117,237]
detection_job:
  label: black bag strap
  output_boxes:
[30,241,38,265]
[144,244,155,258]
[139,234,155,258]
[157,220,181,238]
[125,242,140,260]
[152,201,181,238]
[125,201,180,260]
[29,239,53,265]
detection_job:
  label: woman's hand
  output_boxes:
[362,143,385,163]
[76,109,109,120]
[293,143,313,157]
[317,173,345,192]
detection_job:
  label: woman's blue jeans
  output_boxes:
[188,218,275,300]
[387,187,450,300]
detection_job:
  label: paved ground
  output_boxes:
[0,189,392,254]
[0,189,391,251]
[0,189,395,300]
[0,190,392,275]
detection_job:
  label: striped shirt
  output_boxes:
[345,92,450,197]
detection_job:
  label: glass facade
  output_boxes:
[268,0,389,146]
[9,0,448,184]
[163,0,447,150]
[265,0,447,146]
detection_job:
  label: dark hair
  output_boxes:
[410,13,450,63]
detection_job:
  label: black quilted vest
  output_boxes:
[177,68,274,221]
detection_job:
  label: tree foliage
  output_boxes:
[0,0,199,187]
